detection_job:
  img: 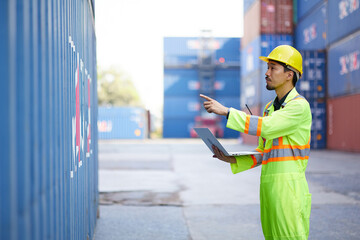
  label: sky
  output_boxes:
[95,0,244,118]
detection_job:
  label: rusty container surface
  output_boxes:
[327,94,360,152]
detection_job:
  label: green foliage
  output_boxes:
[97,67,142,107]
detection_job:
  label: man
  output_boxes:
[200,45,312,240]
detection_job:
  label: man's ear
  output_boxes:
[287,71,294,80]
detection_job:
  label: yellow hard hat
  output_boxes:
[259,45,303,76]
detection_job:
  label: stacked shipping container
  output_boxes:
[0,0,99,239]
[241,0,294,145]
[98,107,148,139]
[163,37,241,138]
[294,0,360,152]
[326,2,360,152]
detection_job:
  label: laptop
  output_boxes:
[194,128,262,156]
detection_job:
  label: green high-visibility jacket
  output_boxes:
[227,88,312,240]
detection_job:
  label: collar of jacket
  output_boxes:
[266,88,299,113]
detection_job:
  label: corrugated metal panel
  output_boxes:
[276,0,293,34]
[214,70,241,97]
[297,0,324,21]
[215,38,241,63]
[260,0,277,34]
[241,69,262,108]
[98,107,147,139]
[309,98,327,149]
[0,0,98,239]
[164,96,201,118]
[164,69,199,97]
[297,50,326,99]
[242,34,293,76]
[295,1,327,50]
[243,0,293,48]
[328,0,360,45]
[164,37,198,66]
[327,94,360,152]
[328,30,360,97]
[293,0,298,24]
[243,0,261,48]
[163,118,194,138]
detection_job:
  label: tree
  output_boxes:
[97,66,142,107]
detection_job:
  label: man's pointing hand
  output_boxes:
[200,94,229,116]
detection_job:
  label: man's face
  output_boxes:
[265,61,289,90]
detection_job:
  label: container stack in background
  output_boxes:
[163,37,241,138]
[98,107,149,139]
[295,0,328,149]
[326,0,360,152]
[241,0,294,145]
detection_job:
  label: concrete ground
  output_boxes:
[94,139,360,240]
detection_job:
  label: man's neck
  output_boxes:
[275,85,294,100]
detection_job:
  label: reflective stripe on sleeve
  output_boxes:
[247,115,263,136]
[244,115,251,134]
[251,153,263,168]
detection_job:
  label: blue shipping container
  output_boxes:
[164,69,199,97]
[215,70,241,97]
[98,107,147,139]
[163,118,194,138]
[164,37,241,67]
[164,96,201,118]
[215,38,241,63]
[297,50,326,99]
[0,0,98,239]
[295,1,327,50]
[328,0,360,45]
[241,69,261,108]
[242,35,293,76]
[309,98,327,149]
[328,30,360,97]
[164,37,198,66]
[297,0,324,21]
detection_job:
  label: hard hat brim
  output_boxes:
[259,56,302,76]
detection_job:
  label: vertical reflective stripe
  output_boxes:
[250,155,257,168]
[256,117,262,136]
[244,115,251,134]
[251,153,263,168]
[272,138,279,146]
[279,137,283,145]
[248,116,259,135]
[264,101,273,116]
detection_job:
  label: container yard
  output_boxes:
[2,0,360,240]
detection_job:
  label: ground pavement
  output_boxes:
[94,139,360,240]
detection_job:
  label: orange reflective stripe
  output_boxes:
[244,115,251,134]
[262,155,309,165]
[250,155,257,168]
[279,136,283,146]
[256,117,262,136]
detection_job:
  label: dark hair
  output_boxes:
[272,60,298,86]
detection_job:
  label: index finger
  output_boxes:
[200,94,213,101]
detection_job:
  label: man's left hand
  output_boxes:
[212,145,236,164]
